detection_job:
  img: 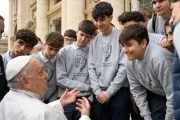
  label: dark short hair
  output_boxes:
[16,28,38,48]
[171,0,180,3]
[164,18,171,28]
[0,15,5,21]
[64,29,77,39]
[164,18,172,36]
[119,24,149,45]
[118,11,145,25]
[92,2,113,21]
[138,8,153,19]
[78,20,96,35]
[117,12,128,25]
[45,32,64,48]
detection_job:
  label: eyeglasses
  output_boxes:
[64,37,76,43]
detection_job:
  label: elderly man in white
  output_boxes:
[0,56,91,120]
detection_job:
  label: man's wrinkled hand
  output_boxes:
[76,97,90,117]
[60,88,79,107]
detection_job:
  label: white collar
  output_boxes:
[11,88,40,99]
[100,26,115,36]
[72,42,89,51]
[39,51,56,63]
[4,51,12,62]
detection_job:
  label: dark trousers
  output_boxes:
[147,91,167,120]
[64,97,92,120]
[130,100,143,120]
[92,87,131,120]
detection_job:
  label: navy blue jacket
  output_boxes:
[172,51,180,120]
[0,55,9,101]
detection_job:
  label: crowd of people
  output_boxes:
[0,0,180,120]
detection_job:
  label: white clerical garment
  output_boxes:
[0,89,90,120]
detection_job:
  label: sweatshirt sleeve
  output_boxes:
[126,61,152,120]
[148,33,166,46]
[56,49,89,92]
[155,59,174,120]
[88,43,101,96]
[104,51,128,98]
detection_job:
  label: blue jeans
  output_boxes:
[64,97,92,120]
[147,91,166,120]
[92,87,131,120]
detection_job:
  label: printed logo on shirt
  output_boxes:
[75,55,87,72]
[44,66,54,81]
[102,43,112,62]
[138,70,153,88]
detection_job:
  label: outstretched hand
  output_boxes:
[60,88,79,107]
[75,97,90,117]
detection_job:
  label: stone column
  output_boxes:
[8,0,12,50]
[61,0,67,34]
[36,0,48,42]
[107,0,124,28]
[17,0,28,29]
[131,0,140,11]
[125,0,131,11]
[66,0,85,31]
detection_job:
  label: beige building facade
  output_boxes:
[8,0,143,49]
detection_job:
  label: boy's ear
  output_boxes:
[109,15,113,21]
[141,39,147,48]
[12,38,17,45]
[76,30,79,36]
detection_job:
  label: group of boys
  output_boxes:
[1,0,180,120]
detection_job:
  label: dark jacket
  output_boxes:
[172,51,180,120]
[0,55,9,101]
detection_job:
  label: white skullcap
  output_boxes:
[6,56,31,81]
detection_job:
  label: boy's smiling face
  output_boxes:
[122,39,147,60]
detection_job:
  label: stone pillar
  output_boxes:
[8,0,12,50]
[36,0,48,42]
[107,0,124,28]
[61,0,67,34]
[17,0,28,29]
[66,0,85,31]
[131,0,140,11]
[125,0,131,11]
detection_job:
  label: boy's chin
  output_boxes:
[127,57,136,61]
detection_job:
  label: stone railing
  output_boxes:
[0,39,8,54]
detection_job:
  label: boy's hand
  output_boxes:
[76,97,90,117]
[96,91,109,104]
[60,88,79,107]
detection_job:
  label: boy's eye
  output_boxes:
[26,45,32,48]
[126,43,132,47]
[152,1,156,5]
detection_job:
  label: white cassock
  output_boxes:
[0,90,90,120]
